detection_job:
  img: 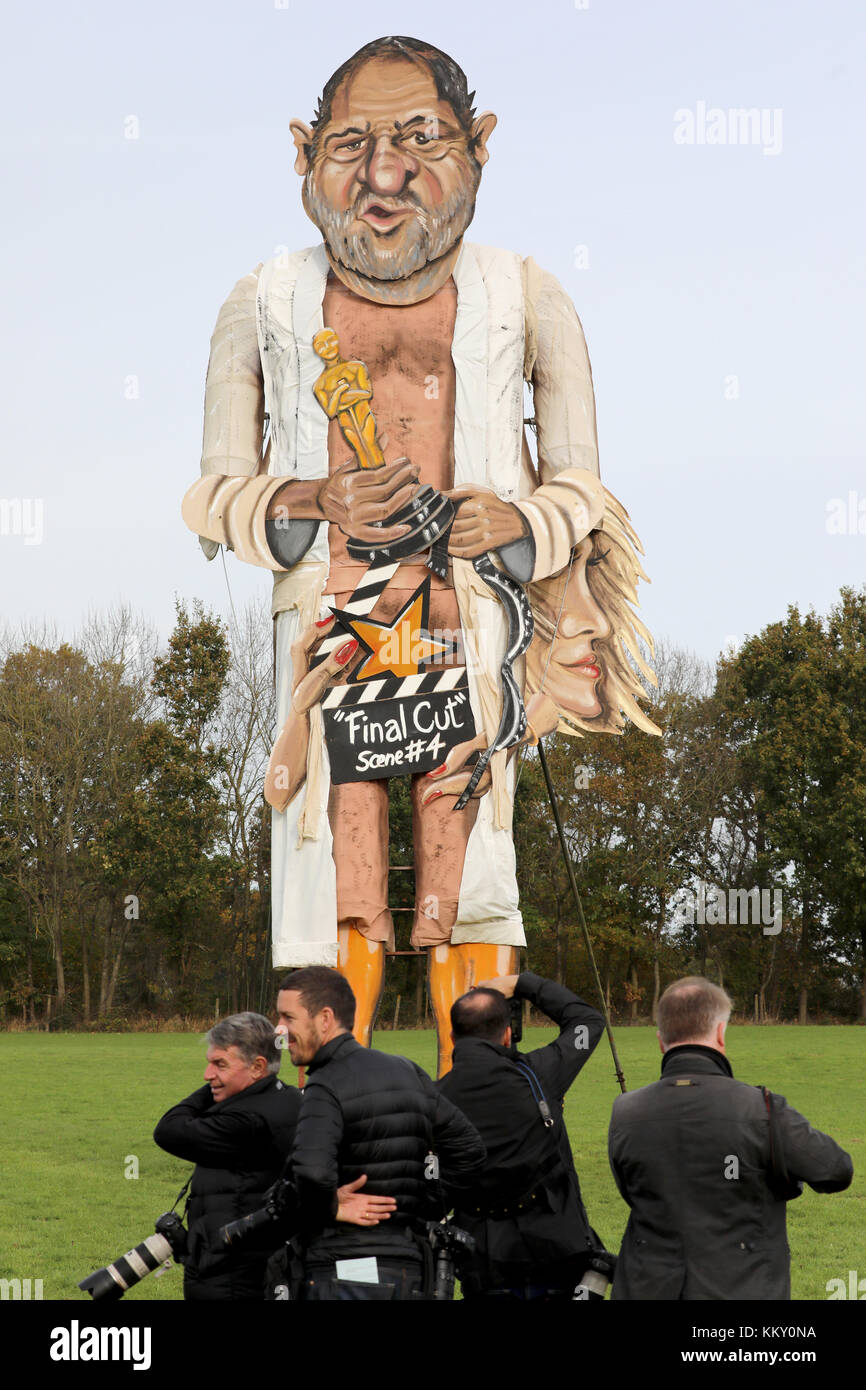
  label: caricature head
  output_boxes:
[290,37,496,286]
[525,487,660,737]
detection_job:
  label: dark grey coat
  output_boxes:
[608,1045,853,1300]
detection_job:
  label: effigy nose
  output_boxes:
[365,135,417,195]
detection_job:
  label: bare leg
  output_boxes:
[328,776,392,1045]
[329,778,393,948]
[410,773,478,949]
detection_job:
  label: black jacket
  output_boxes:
[291,1032,486,1266]
[437,972,605,1293]
[608,1045,854,1301]
[153,1074,300,1300]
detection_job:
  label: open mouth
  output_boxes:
[359,203,414,232]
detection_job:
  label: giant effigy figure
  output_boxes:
[182,36,657,1074]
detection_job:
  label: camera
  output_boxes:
[424,1220,476,1301]
[508,996,523,1047]
[220,1177,295,1248]
[78,1211,187,1301]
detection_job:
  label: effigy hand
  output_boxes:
[317,457,421,541]
[419,734,490,805]
[445,484,529,558]
[290,616,360,714]
[418,693,560,807]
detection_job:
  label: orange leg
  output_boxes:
[428,942,520,1077]
[428,945,465,1078]
[337,924,385,1047]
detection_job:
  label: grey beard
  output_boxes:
[304,177,479,282]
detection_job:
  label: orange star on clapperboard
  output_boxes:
[331,578,452,683]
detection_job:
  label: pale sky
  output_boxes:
[2,0,864,662]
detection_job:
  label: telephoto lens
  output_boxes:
[220,1204,278,1248]
[219,1176,295,1248]
[78,1212,186,1301]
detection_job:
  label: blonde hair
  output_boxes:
[527,485,660,738]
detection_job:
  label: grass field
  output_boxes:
[1,1026,862,1301]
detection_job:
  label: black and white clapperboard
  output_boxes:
[312,559,476,784]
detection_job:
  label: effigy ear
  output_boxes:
[471,112,498,165]
[289,120,315,175]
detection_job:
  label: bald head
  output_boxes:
[656,976,732,1051]
[451,987,511,1043]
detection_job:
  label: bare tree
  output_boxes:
[214,598,276,1010]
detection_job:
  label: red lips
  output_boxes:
[568,658,601,678]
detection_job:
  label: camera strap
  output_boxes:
[512,1057,594,1248]
[758,1086,803,1201]
[170,1175,193,1223]
[513,1059,555,1129]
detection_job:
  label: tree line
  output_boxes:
[1,587,863,1029]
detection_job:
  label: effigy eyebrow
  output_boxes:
[396,114,458,135]
[325,123,372,144]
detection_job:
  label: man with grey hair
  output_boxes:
[155,1012,393,1298]
[607,977,853,1300]
[154,1011,301,1300]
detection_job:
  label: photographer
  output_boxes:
[277,967,486,1300]
[153,1012,300,1300]
[438,972,607,1300]
[608,977,854,1300]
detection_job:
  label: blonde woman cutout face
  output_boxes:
[525,490,660,740]
[526,535,612,723]
[421,492,659,810]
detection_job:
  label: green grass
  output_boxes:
[0,1027,862,1301]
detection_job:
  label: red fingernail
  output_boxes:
[315,617,334,628]
[335,640,358,665]
[427,790,443,801]
[426,764,448,777]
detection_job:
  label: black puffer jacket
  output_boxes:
[153,1075,300,1300]
[292,1033,486,1265]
